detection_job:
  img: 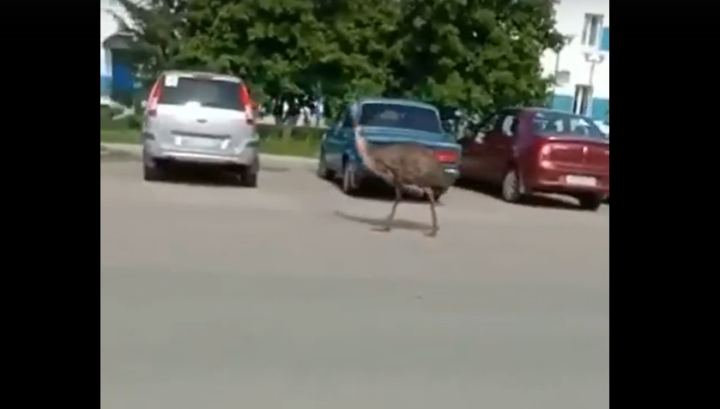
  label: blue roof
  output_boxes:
[357,97,437,110]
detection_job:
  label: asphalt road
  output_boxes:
[101,152,609,409]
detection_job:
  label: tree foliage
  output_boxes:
[113,0,563,117]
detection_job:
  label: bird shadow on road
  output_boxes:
[453,179,580,210]
[312,173,443,205]
[333,210,431,231]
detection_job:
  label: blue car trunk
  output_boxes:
[359,127,460,151]
[355,126,461,183]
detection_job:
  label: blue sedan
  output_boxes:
[316,98,461,198]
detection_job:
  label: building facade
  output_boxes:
[101,0,133,106]
[541,0,609,123]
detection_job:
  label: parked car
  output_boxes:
[458,108,609,211]
[141,70,259,186]
[317,98,461,198]
[594,120,609,136]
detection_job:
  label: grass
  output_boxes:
[101,130,141,144]
[100,129,321,158]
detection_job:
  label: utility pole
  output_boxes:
[583,51,605,116]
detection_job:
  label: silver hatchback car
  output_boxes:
[141,70,259,187]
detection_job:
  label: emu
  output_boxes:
[353,129,452,237]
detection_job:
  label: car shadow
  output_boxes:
[333,210,431,232]
[157,164,288,188]
[453,178,581,210]
[100,150,137,162]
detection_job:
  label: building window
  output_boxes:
[581,14,604,47]
[573,85,593,116]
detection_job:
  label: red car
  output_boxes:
[459,108,609,211]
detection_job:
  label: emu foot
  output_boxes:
[424,228,438,238]
[372,226,392,233]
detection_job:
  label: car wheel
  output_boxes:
[238,163,259,188]
[501,169,523,203]
[342,161,361,196]
[317,149,335,180]
[143,154,165,182]
[578,193,603,211]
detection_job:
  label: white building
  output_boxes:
[541,0,609,124]
[101,0,133,106]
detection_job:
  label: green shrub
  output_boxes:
[100,107,143,130]
[255,123,326,141]
[126,114,143,130]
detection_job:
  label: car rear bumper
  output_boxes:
[527,168,609,196]
[532,182,609,196]
[356,162,460,185]
[143,139,258,166]
[441,166,461,183]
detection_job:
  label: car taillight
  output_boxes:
[239,84,255,125]
[434,150,458,163]
[540,144,553,156]
[146,78,162,117]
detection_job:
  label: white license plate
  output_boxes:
[175,136,218,149]
[565,175,597,186]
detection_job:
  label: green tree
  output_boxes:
[389,0,563,116]
[113,0,563,123]
[176,0,401,120]
[308,0,402,118]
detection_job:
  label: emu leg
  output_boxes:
[424,188,439,237]
[374,186,402,232]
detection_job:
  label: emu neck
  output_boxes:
[354,132,378,170]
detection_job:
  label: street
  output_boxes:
[101,152,609,409]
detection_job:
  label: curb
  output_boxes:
[100,143,319,165]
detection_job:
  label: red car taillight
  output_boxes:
[145,77,163,117]
[239,84,255,125]
[434,150,458,163]
[539,144,553,157]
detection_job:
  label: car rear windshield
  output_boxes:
[359,103,441,133]
[532,111,606,139]
[159,76,244,111]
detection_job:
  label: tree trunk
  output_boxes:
[282,98,300,140]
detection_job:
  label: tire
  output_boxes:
[578,194,603,211]
[341,160,362,196]
[500,168,523,203]
[316,149,335,180]
[143,154,165,182]
[238,164,258,188]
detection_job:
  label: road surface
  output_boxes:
[101,153,609,409]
